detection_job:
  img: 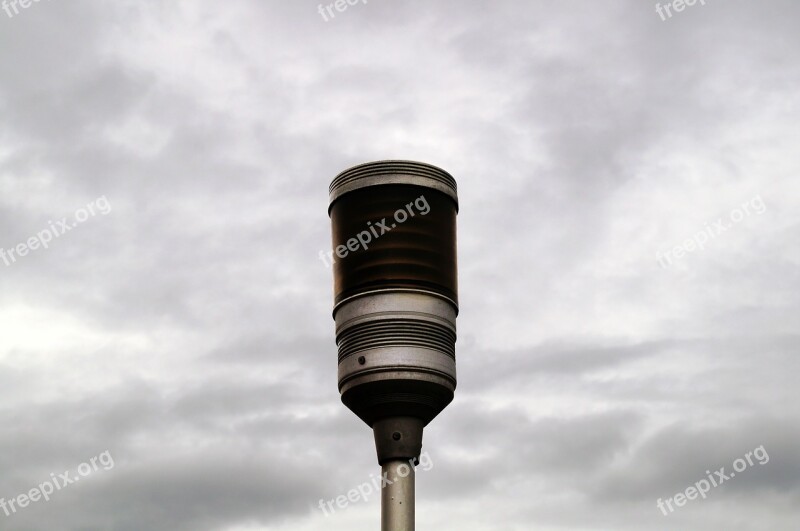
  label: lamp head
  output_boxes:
[328,160,459,464]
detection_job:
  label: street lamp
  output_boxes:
[328,160,459,531]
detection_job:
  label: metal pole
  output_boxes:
[381,460,415,531]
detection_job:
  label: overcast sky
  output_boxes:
[1,0,798,529]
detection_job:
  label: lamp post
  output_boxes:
[328,160,460,531]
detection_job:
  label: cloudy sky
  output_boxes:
[1,0,798,529]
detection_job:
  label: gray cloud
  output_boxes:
[0,0,798,529]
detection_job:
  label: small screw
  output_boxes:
[392,432,402,441]
[358,356,366,365]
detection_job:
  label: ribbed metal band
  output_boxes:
[329,160,459,209]
[335,291,457,395]
[337,319,456,362]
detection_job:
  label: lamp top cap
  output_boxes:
[329,160,458,209]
